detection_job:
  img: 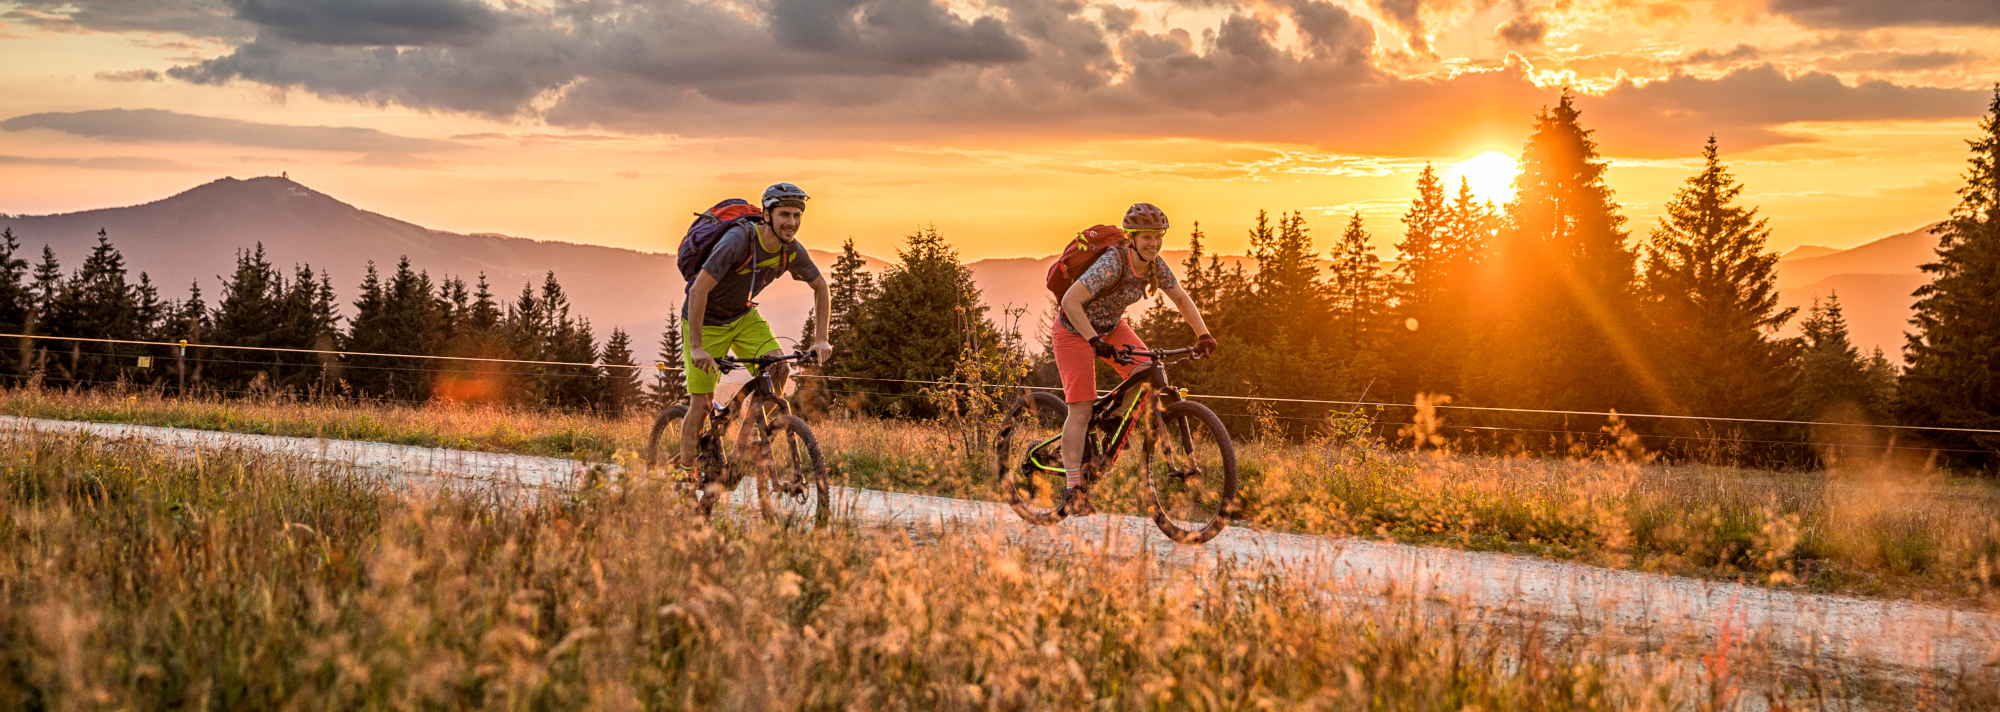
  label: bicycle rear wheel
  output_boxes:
[754,413,830,525]
[996,391,1070,525]
[1143,400,1239,544]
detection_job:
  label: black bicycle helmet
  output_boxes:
[762,182,810,211]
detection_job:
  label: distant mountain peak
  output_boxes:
[1780,245,1839,261]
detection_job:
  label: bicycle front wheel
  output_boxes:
[996,391,1070,525]
[1143,400,1239,544]
[755,413,830,525]
[645,404,690,473]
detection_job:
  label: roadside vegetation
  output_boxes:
[6,427,1997,709]
[5,387,1996,610]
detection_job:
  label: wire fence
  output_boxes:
[2,332,1995,457]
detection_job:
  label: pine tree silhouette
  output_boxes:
[1641,136,1797,436]
[1897,85,2000,465]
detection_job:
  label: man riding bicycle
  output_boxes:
[1053,202,1216,516]
[676,183,834,478]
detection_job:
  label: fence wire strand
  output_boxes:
[6,332,1998,439]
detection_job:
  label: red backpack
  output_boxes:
[1045,225,1127,298]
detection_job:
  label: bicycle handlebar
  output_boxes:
[1112,345,1203,366]
[715,351,817,374]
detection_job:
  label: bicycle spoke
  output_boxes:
[1144,401,1239,544]
[996,391,1070,525]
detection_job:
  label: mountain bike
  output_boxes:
[994,345,1239,544]
[645,351,829,524]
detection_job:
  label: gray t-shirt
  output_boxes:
[683,222,821,326]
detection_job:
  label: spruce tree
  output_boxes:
[208,245,285,391]
[344,260,443,400]
[376,258,442,400]
[1246,210,1337,424]
[1641,137,1798,432]
[1792,296,1887,425]
[1391,165,1456,399]
[0,228,32,381]
[433,273,512,404]
[1326,213,1390,401]
[1249,211,1331,341]
[0,228,29,334]
[1477,92,1646,419]
[841,225,999,416]
[1898,85,2000,462]
[650,310,686,408]
[43,231,147,385]
[505,280,548,404]
[535,272,603,410]
[827,238,875,357]
[1395,164,1450,317]
[30,245,60,317]
[600,327,642,416]
[166,280,209,389]
[1330,213,1389,354]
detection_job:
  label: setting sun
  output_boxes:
[1449,150,1522,204]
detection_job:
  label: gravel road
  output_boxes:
[9,415,1994,692]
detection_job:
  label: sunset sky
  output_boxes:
[1,0,1995,262]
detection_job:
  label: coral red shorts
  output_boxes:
[1051,320,1147,403]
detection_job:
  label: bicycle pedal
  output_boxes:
[1058,487,1097,517]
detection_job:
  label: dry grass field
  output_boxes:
[6,426,1999,709]
[3,387,1996,610]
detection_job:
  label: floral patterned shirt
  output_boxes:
[1059,246,1178,336]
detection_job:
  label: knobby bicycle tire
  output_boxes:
[1142,399,1239,544]
[754,413,831,526]
[996,391,1071,525]
[646,403,731,514]
[645,404,690,471]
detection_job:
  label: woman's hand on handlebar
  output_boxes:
[1194,333,1217,358]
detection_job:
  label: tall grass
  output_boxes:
[6,429,1996,709]
[4,387,1997,608]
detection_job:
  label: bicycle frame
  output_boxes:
[1023,352,1187,479]
[693,355,804,480]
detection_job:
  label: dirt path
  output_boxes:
[11,415,1995,687]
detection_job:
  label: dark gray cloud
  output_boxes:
[0,154,198,172]
[768,0,1029,67]
[1769,0,2000,28]
[95,69,164,82]
[122,0,1990,158]
[0,109,460,153]
[170,0,1040,119]
[1683,44,1760,65]
[3,0,248,38]
[1371,0,1427,53]
[221,0,507,46]
[1585,64,1988,156]
[1119,3,1377,114]
[1495,14,1546,45]
[1815,49,1980,72]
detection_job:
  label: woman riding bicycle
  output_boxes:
[1053,203,1216,516]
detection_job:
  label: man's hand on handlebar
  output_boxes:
[689,345,719,374]
[812,340,833,365]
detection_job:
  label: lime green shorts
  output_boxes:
[682,310,780,395]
